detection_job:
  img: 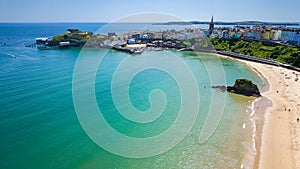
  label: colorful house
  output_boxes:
[281,31,289,41]
[229,32,235,38]
[281,31,296,42]
[153,32,163,39]
[274,30,282,41]
[184,34,191,40]
[256,31,263,40]
[247,31,255,39]
[242,31,248,38]
[222,30,230,39]
[269,30,276,40]
[233,33,241,39]
[263,31,270,40]
[204,30,210,37]
[140,33,153,40]
[293,34,300,45]
[127,39,136,44]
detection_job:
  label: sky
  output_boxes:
[0,0,299,22]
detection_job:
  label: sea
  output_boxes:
[0,23,267,169]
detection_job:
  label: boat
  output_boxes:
[131,48,144,54]
[113,45,145,55]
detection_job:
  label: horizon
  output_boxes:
[1,0,300,22]
[0,20,299,24]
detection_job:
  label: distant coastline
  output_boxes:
[153,21,300,26]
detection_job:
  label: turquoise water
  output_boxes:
[0,23,264,169]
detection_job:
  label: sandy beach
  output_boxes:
[217,54,300,169]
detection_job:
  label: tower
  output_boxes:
[209,16,214,36]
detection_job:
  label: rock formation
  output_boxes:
[227,79,260,97]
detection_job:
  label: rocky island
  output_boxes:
[227,79,260,96]
[212,79,260,97]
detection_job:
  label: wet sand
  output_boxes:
[252,96,272,169]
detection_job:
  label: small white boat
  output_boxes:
[131,48,144,54]
[132,49,144,54]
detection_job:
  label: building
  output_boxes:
[131,34,140,39]
[59,41,70,47]
[242,31,249,39]
[127,39,136,44]
[273,30,282,41]
[140,32,153,40]
[204,30,210,37]
[230,32,235,38]
[108,32,117,37]
[269,30,276,40]
[281,31,289,41]
[263,31,270,40]
[233,33,241,39]
[184,34,191,40]
[293,34,300,45]
[281,30,296,42]
[208,16,214,36]
[35,38,49,45]
[247,31,255,39]
[118,33,128,41]
[153,32,163,39]
[129,30,143,37]
[256,31,263,40]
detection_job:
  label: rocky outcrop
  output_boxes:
[212,79,261,97]
[211,85,227,92]
[227,79,260,97]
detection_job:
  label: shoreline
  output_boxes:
[215,53,300,169]
[252,96,272,169]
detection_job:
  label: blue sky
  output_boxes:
[0,0,299,22]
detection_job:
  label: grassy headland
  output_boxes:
[48,31,107,47]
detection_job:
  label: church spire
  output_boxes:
[209,16,214,36]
